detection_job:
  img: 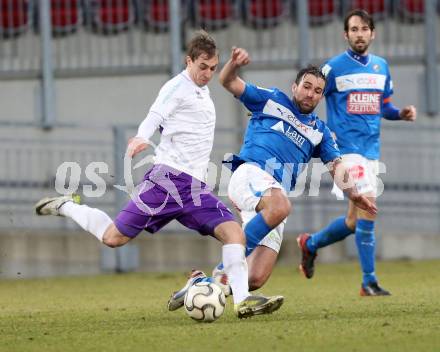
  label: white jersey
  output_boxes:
[137,70,216,182]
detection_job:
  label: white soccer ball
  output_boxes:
[184,282,226,322]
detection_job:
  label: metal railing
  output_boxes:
[0,0,438,75]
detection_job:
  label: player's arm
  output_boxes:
[328,158,377,215]
[127,111,164,158]
[219,47,250,97]
[382,98,417,122]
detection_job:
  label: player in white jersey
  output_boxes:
[35,31,283,319]
[297,10,417,296]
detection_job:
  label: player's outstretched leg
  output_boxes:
[234,295,284,319]
[35,194,81,216]
[35,194,114,243]
[167,270,210,311]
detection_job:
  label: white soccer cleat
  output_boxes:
[35,194,81,216]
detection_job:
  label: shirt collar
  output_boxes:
[182,69,207,90]
[346,49,370,65]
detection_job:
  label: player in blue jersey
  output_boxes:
[297,9,417,296]
[167,47,377,308]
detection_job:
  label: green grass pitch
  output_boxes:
[1,260,440,352]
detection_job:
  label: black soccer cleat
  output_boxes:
[360,282,391,296]
[297,233,317,279]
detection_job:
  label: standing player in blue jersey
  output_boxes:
[297,9,417,296]
[167,47,377,308]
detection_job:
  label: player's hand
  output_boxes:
[127,136,148,158]
[399,105,417,121]
[230,47,250,68]
[350,194,377,216]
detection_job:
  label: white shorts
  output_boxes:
[332,154,380,200]
[228,163,286,253]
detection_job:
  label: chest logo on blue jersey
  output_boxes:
[270,121,306,147]
[347,92,382,114]
[335,73,386,92]
[263,99,323,146]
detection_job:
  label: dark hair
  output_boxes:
[344,9,375,32]
[186,30,218,61]
[295,65,326,85]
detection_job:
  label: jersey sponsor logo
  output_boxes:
[262,99,323,146]
[285,125,306,147]
[271,121,285,133]
[270,121,305,147]
[335,73,386,92]
[347,92,382,114]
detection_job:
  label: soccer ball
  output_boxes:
[184,282,226,322]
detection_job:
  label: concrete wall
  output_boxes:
[2,229,439,279]
[0,229,344,279]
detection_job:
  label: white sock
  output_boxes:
[59,202,113,242]
[222,244,249,304]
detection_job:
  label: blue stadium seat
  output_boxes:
[190,0,235,30]
[85,0,135,34]
[241,0,287,29]
[0,0,31,38]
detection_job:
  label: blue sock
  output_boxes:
[307,216,353,253]
[355,219,377,286]
[244,212,272,256]
[214,213,272,268]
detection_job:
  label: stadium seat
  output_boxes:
[0,0,31,38]
[241,0,287,29]
[397,0,424,22]
[85,0,135,34]
[50,0,82,36]
[138,0,187,32]
[341,0,388,21]
[190,0,235,30]
[308,0,335,25]
[292,0,335,26]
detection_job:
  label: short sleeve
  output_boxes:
[313,125,340,164]
[321,63,335,97]
[239,83,274,112]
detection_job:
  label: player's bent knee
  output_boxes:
[267,197,291,222]
[248,273,268,291]
[102,224,131,248]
